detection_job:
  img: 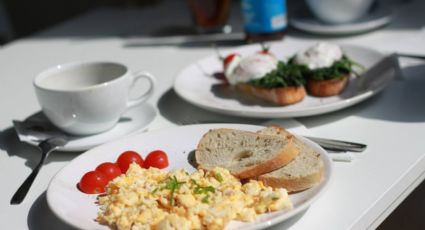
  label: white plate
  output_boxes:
[23,103,156,152]
[174,43,388,118]
[47,124,332,230]
[289,5,392,35]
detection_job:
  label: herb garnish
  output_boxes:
[157,176,185,205]
[289,56,364,81]
[215,173,224,183]
[202,194,210,204]
[191,179,216,203]
[249,61,306,88]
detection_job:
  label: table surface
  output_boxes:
[1,1,425,229]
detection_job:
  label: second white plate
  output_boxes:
[174,43,387,118]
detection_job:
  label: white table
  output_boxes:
[1,1,425,229]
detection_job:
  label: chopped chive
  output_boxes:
[215,173,224,183]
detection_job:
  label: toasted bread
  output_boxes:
[257,126,324,192]
[307,75,348,97]
[195,128,299,179]
[235,83,306,106]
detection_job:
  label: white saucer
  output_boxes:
[290,5,392,35]
[22,103,157,152]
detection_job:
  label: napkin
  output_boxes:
[262,119,354,162]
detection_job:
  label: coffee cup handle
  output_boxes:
[126,71,156,108]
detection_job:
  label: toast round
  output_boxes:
[306,75,348,97]
[257,126,324,193]
[235,84,306,106]
[195,128,299,179]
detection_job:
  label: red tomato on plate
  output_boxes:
[223,53,238,68]
[116,151,144,173]
[95,162,122,181]
[78,171,108,194]
[144,150,169,169]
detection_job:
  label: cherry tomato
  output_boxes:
[95,162,122,181]
[78,171,108,194]
[223,53,238,68]
[144,150,169,169]
[116,151,144,173]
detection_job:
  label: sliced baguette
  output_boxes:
[235,83,306,106]
[195,128,299,179]
[257,126,324,192]
[307,75,348,97]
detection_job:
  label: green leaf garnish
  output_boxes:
[215,173,224,183]
[161,176,185,205]
[299,56,365,81]
[249,61,307,88]
[191,179,216,195]
[202,194,210,204]
[194,185,215,194]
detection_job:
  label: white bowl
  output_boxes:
[306,0,375,24]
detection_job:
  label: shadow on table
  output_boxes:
[27,192,76,230]
[401,64,425,81]
[0,122,79,170]
[299,79,425,129]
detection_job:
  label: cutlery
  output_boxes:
[397,53,425,60]
[10,120,68,204]
[124,32,246,47]
[304,136,366,152]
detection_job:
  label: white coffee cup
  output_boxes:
[306,0,375,24]
[34,61,156,135]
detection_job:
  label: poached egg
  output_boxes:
[294,42,343,70]
[225,53,278,85]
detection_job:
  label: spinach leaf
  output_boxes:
[248,61,307,88]
[301,56,364,81]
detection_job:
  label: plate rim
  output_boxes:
[46,123,333,230]
[173,44,386,118]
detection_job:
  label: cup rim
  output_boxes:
[33,61,130,92]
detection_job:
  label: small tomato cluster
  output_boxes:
[78,150,169,194]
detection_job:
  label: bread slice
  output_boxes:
[235,83,306,106]
[307,75,348,97]
[195,128,299,179]
[257,126,324,192]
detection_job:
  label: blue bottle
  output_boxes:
[241,0,287,42]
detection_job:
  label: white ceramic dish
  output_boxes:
[47,124,332,230]
[174,43,388,118]
[289,5,392,35]
[23,103,156,152]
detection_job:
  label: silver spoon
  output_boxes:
[10,121,68,204]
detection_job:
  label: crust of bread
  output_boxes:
[307,75,348,97]
[233,135,299,179]
[235,84,306,106]
[258,158,323,193]
[256,125,324,192]
[195,128,299,179]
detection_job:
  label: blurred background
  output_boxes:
[0,0,400,44]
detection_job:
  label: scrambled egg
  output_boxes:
[97,164,292,230]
